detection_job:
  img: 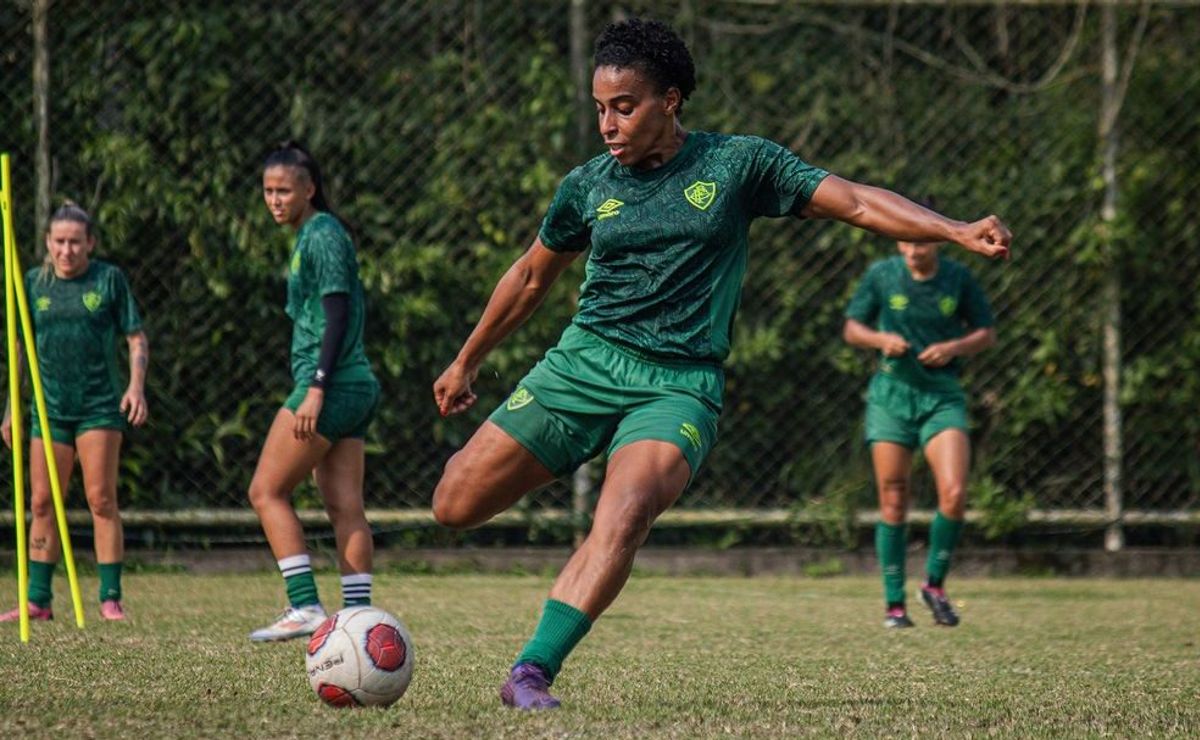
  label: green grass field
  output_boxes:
[0,572,1197,737]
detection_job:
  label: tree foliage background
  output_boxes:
[0,1,1196,517]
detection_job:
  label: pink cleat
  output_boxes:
[100,600,127,621]
[0,602,54,622]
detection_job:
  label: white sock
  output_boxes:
[277,554,312,578]
[341,573,373,605]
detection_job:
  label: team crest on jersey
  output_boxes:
[939,296,957,316]
[82,291,103,312]
[679,422,703,450]
[596,199,624,220]
[506,387,534,411]
[290,250,302,274]
[35,296,51,312]
[683,181,717,211]
[888,294,909,311]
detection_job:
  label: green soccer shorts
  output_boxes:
[285,380,380,441]
[864,373,968,450]
[489,324,723,480]
[31,412,128,445]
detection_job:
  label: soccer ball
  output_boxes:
[305,606,414,708]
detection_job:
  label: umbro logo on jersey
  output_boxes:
[596,199,624,220]
[889,294,909,311]
[683,181,717,210]
[291,250,302,274]
[35,296,51,312]
[506,387,535,411]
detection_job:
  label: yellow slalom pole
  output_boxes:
[2,155,85,629]
[1,154,30,642]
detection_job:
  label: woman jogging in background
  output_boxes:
[843,207,997,629]
[1,201,149,622]
[431,18,1011,709]
[246,141,381,642]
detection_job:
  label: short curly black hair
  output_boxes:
[594,17,696,108]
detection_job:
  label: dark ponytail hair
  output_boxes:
[263,140,356,238]
[263,140,336,215]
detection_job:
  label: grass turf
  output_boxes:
[0,572,1197,737]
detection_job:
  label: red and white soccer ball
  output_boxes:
[305,606,414,708]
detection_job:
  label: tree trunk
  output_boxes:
[33,0,51,236]
[570,0,590,161]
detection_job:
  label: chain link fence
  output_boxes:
[0,1,1197,537]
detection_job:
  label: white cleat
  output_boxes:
[249,605,327,642]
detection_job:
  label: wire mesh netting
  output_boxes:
[0,1,1196,521]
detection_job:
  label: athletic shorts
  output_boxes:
[31,413,127,445]
[864,373,968,450]
[489,324,723,481]
[285,380,380,441]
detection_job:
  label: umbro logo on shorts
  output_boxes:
[506,387,535,411]
[679,422,702,450]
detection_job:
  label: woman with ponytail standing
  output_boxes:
[1,201,149,622]
[247,142,381,642]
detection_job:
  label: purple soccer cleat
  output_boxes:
[500,663,561,710]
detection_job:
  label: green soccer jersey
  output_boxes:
[539,131,829,363]
[286,211,374,386]
[24,260,143,419]
[845,255,994,392]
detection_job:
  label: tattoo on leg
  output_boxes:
[31,536,48,552]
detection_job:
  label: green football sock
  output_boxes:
[98,562,123,603]
[341,573,372,607]
[28,560,55,608]
[514,599,592,683]
[875,522,907,607]
[278,554,321,608]
[926,512,964,587]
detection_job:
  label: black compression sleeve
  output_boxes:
[313,293,349,388]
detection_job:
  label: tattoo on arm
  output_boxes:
[131,336,149,370]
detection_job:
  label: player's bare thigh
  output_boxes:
[923,429,970,518]
[29,437,76,512]
[432,421,556,529]
[249,408,333,504]
[871,441,913,525]
[74,429,122,503]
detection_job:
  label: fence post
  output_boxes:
[569,0,594,548]
[33,0,50,234]
[1099,3,1123,552]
